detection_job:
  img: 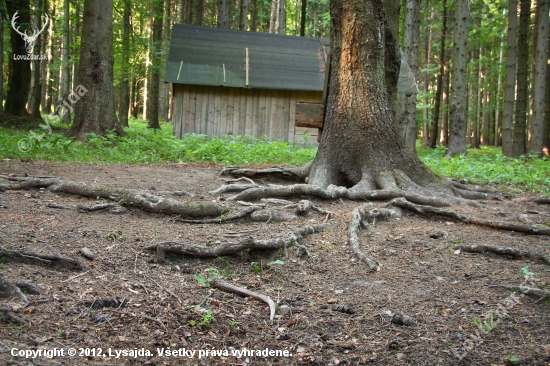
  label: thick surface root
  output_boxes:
[0,175,227,219]
[456,244,550,265]
[0,246,84,271]
[391,198,550,236]
[146,224,328,261]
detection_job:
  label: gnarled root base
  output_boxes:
[0,175,227,219]
[146,224,328,261]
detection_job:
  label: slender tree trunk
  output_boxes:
[544,25,550,155]
[429,0,447,149]
[239,0,248,30]
[481,64,490,145]
[446,0,470,157]
[192,0,204,25]
[512,0,531,156]
[528,0,549,156]
[300,0,307,36]
[118,0,131,127]
[72,1,81,90]
[440,52,450,146]
[159,0,171,120]
[60,0,71,124]
[28,0,44,118]
[148,0,164,129]
[218,0,229,27]
[5,0,32,117]
[269,0,277,33]
[66,0,123,140]
[502,1,517,156]
[422,4,434,147]
[495,33,505,147]
[250,0,258,31]
[276,0,286,34]
[0,8,4,112]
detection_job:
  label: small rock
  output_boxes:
[111,206,127,214]
[80,247,95,260]
[391,313,414,326]
[332,305,357,314]
[279,305,290,315]
[517,214,532,224]
[430,230,449,239]
[327,298,338,304]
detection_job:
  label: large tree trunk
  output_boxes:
[544,25,550,155]
[512,0,531,156]
[446,0,470,157]
[118,0,131,127]
[307,0,442,194]
[239,0,248,30]
[0,9,3,112]
[528,0,548,156]
[422,5,435,147]
[429,0,447,149]
[148,0,164,129]
[5,0,32,117]
[217,0,229,28]
[28,0,44,119]
[502,0,517,156]
[66,0,123,141]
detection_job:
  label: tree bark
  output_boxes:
[148,0,164,129]
[27,0,44,119]
[494,33,505,147]
[502,0,517,156]
[300,0,307,36]
[118,0,131,127]
[269,0,277,33]
[307,0,443,194]
[446,0,470,157]
[0,9,3,112]
[60,0,71,124]
[429,0,447,149]
[239,0,248,30]
[217,0,229,28]
[512,0,531,156]
[422,4,435,147]
[5,0,32,117]
[528,0,549,156]
[66,0,123,141]
[544,23,550,155]
[440,51,450,146]
[276,0,286,34]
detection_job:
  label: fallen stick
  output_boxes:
[210,279,275,324]
[456,244,550,266]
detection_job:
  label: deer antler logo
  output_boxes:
[11,11,49,54]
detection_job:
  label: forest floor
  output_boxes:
[0,160,549,366]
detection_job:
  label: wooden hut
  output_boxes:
[165,24,418,145]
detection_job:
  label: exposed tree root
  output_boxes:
[0,175,227,218]
[209,184,261,195]
[0,246,84,271]
[146,224,328,261]
[455,244,550,265]
[534,196,550,205]
[0,305,25,324]
[226,183,462,207]
[210,279,275,324]
[178,205,263,224]
[284,200,328,215]
[495,286,550,303]
[348,204,403,271]
[451,180,495,194]
[391,198,550,235]
[221,162,311,182]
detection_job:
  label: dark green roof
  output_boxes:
[165,24,418,94]
[165,24,325,91]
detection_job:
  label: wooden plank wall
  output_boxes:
[173,84,322,145]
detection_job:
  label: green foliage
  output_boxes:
[267,260,285,267]
[418,145,550,195]
[250,262,262,273]
[471,312,498,333]
[192,267,222,287]
[520,266,534,277]
[504,355,521,364]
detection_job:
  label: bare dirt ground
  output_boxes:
[0,160,549,366]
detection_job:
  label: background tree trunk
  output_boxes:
[269,0,277,33]
[60,0,71,124]
[308,0,440,193]
[0,8,3,112]
[544,25,550,155]
[66,0,123,140]
[494,33,504,147]
[148,0,164,129]
[446,0,470,157]
[440,52,450,146]
[28,0,44,119]
[429,0,446,149]
[422,4,435,147]
[502,0,517,156]
[300,0,306,36]
[512,0,531,156]
[218,0,229,28]
[5,0,32,117]
[239,0,248,30]
[118,0,131,127]
[528,0,548,156]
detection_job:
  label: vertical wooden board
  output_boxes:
[256,89,267,138]
[281,91,291,142]
[182,85,191,135]
[173,85,183,139]
[214,87,222,137]
[245,90,254,137]
[188,85,197,134]
[207,87,215,136]
[239,89,247,136]
[225,87,235,136]
[232,88,241,135]
[268,90,278,140]
[194,85,203,134]
[288,90,296,143]
[220,87,229,136]
[252,91,261,136]
[201,87,208,134]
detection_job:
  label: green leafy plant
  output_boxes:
[192,267,222,287]
[250,262,262,273]
[520,266,534,277]
[472,312,498,334]
[228,319,240,327]
[267,260,284,267]
[105,231,126,242]
[504,355,521,364]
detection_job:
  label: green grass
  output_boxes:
[418,144,550,195]
[0,116,548,195]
